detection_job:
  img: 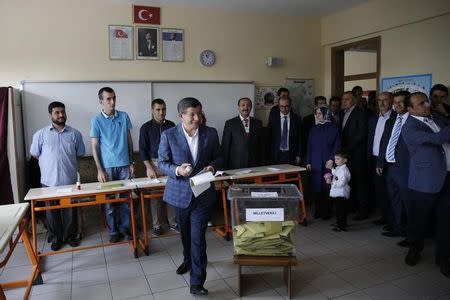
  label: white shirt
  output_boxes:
[412,115,450,171]
[372,110,392,156]
[175,125,199,176]
[280,112,290,150]
[239,114,250,134]
[329,164,351,199]
[342,105,355,129]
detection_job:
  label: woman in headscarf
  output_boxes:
[306,106,341,219]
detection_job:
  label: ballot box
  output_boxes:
[227,184,302,256]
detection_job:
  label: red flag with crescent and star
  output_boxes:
[133,5,160,24]
[114,29,128,38]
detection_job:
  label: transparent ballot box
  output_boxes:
[227,184,302,256]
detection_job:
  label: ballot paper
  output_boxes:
[234,169,252,175]
[233,220,296,256]
[267,167,281,171]
[190,171,215,197]
[132,178,161,185]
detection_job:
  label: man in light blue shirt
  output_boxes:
[30,101,85,251]
[91,87,134,243]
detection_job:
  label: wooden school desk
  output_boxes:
[24,180,139,261]
[214,164,308,240]
[0,203,40,300]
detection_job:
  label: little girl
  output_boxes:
[326,150,351,232]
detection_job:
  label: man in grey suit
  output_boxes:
[221,97,263,170]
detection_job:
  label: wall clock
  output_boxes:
[200,50,216,66]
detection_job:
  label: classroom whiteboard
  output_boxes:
[22,81,254,156]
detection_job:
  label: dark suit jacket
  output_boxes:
[376,112,410,187]
[158,124,222,208]
[402,114,450,193]
[221,116,263,170]
[339,106,368,169]
[302,113,315,159]
[267,111,302,164]
[367,110,396,158]
[138,38,157,56]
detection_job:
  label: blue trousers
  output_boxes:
[176,193,213,286]
[104,166,131,237]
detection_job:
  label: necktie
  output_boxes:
[280,116,288,150]
[243,118,249,137]
[424,117,440,132]
[386,116,403,162]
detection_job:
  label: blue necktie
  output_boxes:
[280,116,288,150]
[386,116,403,162]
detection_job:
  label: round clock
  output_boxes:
[200,50,216,66]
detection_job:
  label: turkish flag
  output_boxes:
[133,5,161,25]
[115,29,128,38]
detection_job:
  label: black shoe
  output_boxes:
[153,227,162,236]
[176,262,191,275]
[440,259,450,277]
[382,231,401,237]
[330,223,337,227]
[169,224,179,233]
[50,240,63,251]
[382,224,393,232]
[405,249,421,266]
[373,218,386,226]
[109,235,121,243]
[397,239,409,247]
[190,285,208,295]
[332,226,347,232]
[352,215,368,221]
[67,237,80,247]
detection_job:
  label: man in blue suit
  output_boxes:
[401,92,450,277]
[267,95,302,165]
[158,97,222,295]
[376,91,410,242]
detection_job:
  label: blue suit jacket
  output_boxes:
[267,111,302,164]
[402,114,450,193]
[158,124,222,208]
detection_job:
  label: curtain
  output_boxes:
[0,87,14,204]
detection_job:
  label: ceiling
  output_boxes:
[125,0,370,16]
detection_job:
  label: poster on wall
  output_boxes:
[109,25,133,60]
[381,73,432,94]
[254,86,280,126]
[285,78,314,118]
[136,26,159,60]
[162,28,184,62]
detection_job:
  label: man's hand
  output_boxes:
[376,167,383,176]
[325,160,334,169]
[146,166,157,179]
[435,103,448,116]
[203,165,214,173]
[306,164,312,171]
[97,169,107,183]
[178,163,193,177]
[129,164,135,177]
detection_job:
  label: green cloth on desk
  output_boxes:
[233,221,296,256]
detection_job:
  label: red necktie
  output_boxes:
[243,118,249,137]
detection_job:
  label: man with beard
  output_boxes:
[30,101,85,251]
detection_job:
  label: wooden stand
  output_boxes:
[233,255,297,299]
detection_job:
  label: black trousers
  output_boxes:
[385,163,408,234]
[313,182,332,219]
[42,184,78,242]
[348,160,369,216]
[369,156,389,218]
[333,197,348,229]
[407,173,450,261]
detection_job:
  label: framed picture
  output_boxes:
[108,25,133,60]
[381,73,432,93]
[161,28,184,62]
[136,26,159,60]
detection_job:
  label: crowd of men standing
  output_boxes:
[30,83,450,292]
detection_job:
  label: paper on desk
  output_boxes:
[56,188,73,193]
[267,167,281,171]
[190,171,215,197]
[133,178,161,185]
[234,169,252,175]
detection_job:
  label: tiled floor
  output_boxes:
[1,215,450,300]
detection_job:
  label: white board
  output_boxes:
[22,81,254,156]
[152,82,255,142]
